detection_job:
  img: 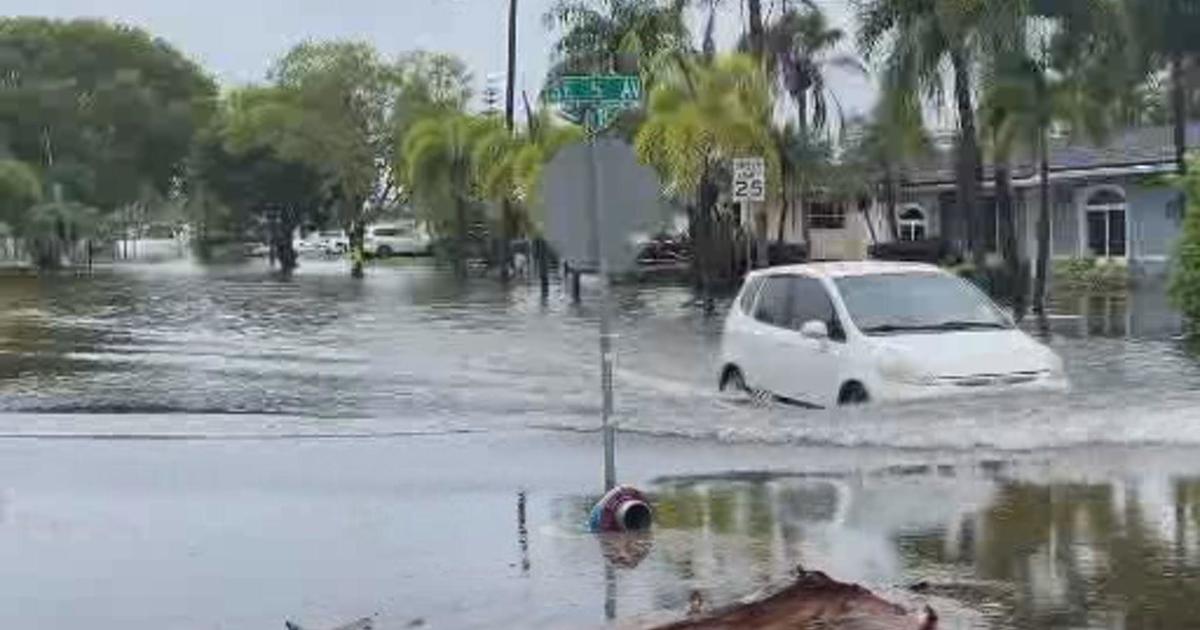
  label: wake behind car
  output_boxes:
[719,261,1066,407]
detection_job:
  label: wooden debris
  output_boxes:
[652,568,937,630]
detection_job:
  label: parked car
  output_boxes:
[718,261,1066,407]
[314,230,349,255]
[365,223,430,257]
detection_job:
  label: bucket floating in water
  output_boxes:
[588,485,653,532]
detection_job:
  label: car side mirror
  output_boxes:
[800,320,829,340]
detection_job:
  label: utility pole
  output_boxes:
[505,0,517,132]
[495,0,519,282]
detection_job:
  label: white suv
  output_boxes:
[719,262,1066,407]
[365,223,430,258]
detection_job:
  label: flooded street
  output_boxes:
[2,260,1200,628]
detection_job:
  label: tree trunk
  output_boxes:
[499,201,512,282]
[1173,50,1188,174]
[746,0,765,60]
[996,161,1021,312]
[1033,128,1052,315]
[696,175,720,308]
[31,237,61,270]
[859,198,878,246]
[454,193,469,277]
[951,47,984,271]
[349,220,366,279]
[755,206,769,268]
[777,171,790,244]
[536,236,550,297]
[276,210,299,274]
[883,166,899,241]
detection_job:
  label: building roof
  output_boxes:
[902,122,1200,188]
[752,261,943,279]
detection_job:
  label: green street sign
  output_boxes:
[547,75,642,106]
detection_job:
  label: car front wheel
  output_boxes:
[719,366,748,393]
[838,382,870,406]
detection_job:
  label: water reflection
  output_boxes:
[553,467,1200,629]
[1045,281,1181,341]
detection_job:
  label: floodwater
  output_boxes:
[1,259,1200,629]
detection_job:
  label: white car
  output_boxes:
[314,230,349,255]
[719,261,1066,407]
[365,223,430,257]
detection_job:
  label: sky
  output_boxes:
[8,0,877,119]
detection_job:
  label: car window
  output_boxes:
[372,228,400,237]
[788,276,845,340]
[753,277,790,327]
[738,276,765,314]
[834,273,1011,334]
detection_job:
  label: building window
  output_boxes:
[897,206,927,241]
[1084,187,1126,258]
[808,201,845,229]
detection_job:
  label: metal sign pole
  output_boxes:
[584,108,617,492]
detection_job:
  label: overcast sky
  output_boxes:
[9,0,877,117]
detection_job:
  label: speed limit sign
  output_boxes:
[732,157,766,202]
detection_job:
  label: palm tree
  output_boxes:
[849,88,931,241]
[403,113,498,275]
[635,53,776,292]
[760,4,866,137]
[544,0,690,76]
[472,109,584,242]
[857,0,1020,272]
[987,47,1116,314]
[1124,0,1200,174]
[979,2,1127,312]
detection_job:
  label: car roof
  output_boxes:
[748,261,945,280]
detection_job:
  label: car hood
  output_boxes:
[871,329,1059,377]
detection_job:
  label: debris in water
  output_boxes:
[651,567,937,629]
[284,616,374,630]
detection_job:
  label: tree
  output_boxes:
[857,0,1021,271]
[846,89,931,241]
[1123,0,1200,174]
[473,109,583,232]
[403,112,499,275]
[1169,155,1200,330]
[759,4,866,137]
[544,0,690,76]
[0,18,215,225]
[191,106,327,272]
[225,42,401,278]
[635,53,776,293]
[0,160,43,228]
[985,13,1118,314]
[757,3,866,247]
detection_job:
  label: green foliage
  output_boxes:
[225,41,401,232]
[755,4,865,135]
[544,0,690,77]
[402,111,496,241]
[635,54,777,199]
[1170,155,1200,328]
[0,18,216,212]
[1055,257,1131,292]
[470,110,583,231]
[191,108,327,244]
[0,160,44,230]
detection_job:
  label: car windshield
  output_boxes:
[834,273,1011,334]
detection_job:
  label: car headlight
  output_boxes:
[878,352,936,386]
